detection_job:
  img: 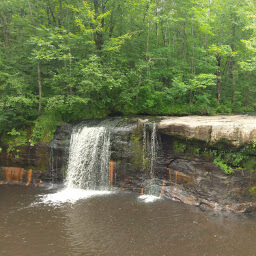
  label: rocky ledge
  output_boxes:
[2,116,256,214]
[158,115,256,146]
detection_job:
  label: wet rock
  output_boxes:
[137,118,148,128]
[168,169,194,184]
[0,167,45,186]
[199,202,215,212]
[49,123,72,182]
[244,205,256,214]
[166,186,199,206]
[1,167,25,183]
[0,143,50,176]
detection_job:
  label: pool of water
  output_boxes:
[1,186,256,256]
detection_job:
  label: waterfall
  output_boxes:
[65,123,111,190]
[150,122,157,178]
[143,122,158,178]
[141,122,159,197]
[41,118,163,205]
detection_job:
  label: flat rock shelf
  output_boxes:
[158,115,256,146]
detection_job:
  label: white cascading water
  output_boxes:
[142,122,157,178]
[40,123,113,205]
[140,122,159,202]
[66,125,111,190]
[150,122,157,177]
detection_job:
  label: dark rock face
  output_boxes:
[154,132,256,213]
[0,123,72,183]
[164,158,256,212]
[1,117,256,213]
[0,143,50,183]
[49,123,72,182]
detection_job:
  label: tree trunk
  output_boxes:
[136,72,142,105]
[164,11,170,47]
[189,89,193,104]
[216,53,221,104]
[93,0,104,52]
[230,16,236,105]
[59,0,63,27]
[232,72,236,104]
[191,25,195,74]
[229,55,236,105]
[0,12,9,49]
[27,0,33,18]
[155,0,159,45]
[37,61,42,114]
[205,0,212,48]
[49,7,56,24]
[243,84,249,107]
[47,7,51,25]
[109,3,115,38]
[146,22,153,62]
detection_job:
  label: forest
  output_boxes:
[1,0,256,147]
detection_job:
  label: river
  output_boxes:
[1,185,256,256]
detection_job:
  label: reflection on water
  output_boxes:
[1,186,256,256]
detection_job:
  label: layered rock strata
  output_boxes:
[158,115,256,146]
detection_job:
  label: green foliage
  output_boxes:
[31,112,62,144]
[130,132,145,170]
[1,0,256,146]
[194,148,200,156]
[2,128,28,157]
[249,186,256,196]
[204,141,256,174]
[213,156,234,175]
[173,141,187,154]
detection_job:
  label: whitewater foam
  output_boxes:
[38,188,113,205]
[138,194,160,203]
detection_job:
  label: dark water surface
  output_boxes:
[1,186,256,256]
